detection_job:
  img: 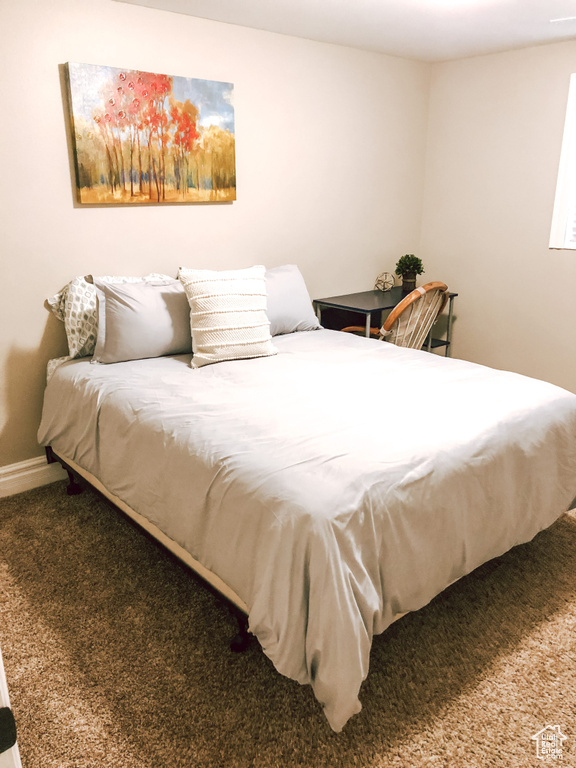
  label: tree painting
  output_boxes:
[66,62,236,204]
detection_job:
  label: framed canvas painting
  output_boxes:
[65,62,236,204]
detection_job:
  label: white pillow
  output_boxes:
[92,278,192,364]
[265,265,321,335]
[47,273,172,359]
[178,265,277,368]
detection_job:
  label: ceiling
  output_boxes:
[116,0,576,62]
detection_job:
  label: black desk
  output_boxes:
[313,287,457,355]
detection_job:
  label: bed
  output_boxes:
[38,265,576,732]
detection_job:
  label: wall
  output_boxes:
[5,1,575,472]
[420,41,576,392]
[0,0,430,467]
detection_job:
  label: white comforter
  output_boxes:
[38,329,576,731]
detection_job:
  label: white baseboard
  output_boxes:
[0,456,67,499]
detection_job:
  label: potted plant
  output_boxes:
[395,254,424,293]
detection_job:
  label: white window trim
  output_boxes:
[550,73,576,250]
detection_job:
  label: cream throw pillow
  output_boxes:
[178,265,277,368]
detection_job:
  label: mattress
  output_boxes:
[37,328,576,731]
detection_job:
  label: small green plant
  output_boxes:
[395,254,424,277]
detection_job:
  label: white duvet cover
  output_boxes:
[38,329,576,731]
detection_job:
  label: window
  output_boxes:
[550,73,576,249]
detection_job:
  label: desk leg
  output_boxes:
[365,315,370,338]
[446,297,454,357]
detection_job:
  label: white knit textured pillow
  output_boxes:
[178,265,277,368]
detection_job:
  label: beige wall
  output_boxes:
[420,41,576,391]
[0,0,430,467]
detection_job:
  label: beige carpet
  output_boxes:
[0,481,575,767]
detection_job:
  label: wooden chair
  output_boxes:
[342,282,449,350]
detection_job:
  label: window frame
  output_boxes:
[550,73,576,250]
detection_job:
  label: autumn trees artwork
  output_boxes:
[66,62,236,204]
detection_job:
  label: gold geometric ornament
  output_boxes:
[374,272,395,291]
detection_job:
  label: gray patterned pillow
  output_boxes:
[47,273,172,359]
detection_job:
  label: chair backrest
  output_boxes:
[380,282,448,349]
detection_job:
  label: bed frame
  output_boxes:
[45,446,251,652]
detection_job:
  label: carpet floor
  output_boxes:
[0,481,575,767]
